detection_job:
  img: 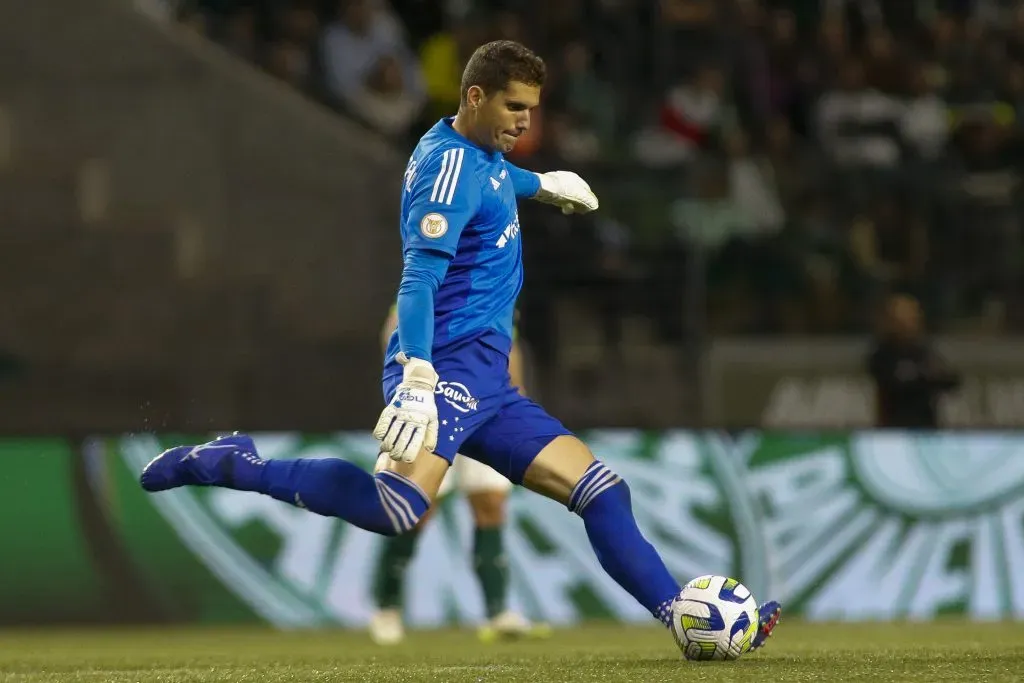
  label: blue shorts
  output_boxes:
[382,340,572,484]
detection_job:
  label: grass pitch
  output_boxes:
[1,621,1023,682]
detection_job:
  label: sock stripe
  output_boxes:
[577,467,616,507]
[377,481,418,532]
[568,461,604,511]
[379,470,430,507]
[576,471,621,515]
[569,462,622,515]
[374,479,405,533]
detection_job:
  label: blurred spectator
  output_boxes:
[862,26,904,95]
[552,41,617,152]
[634,65,730,166]
[418,19,483,122]
[847,196,930,304]
[320,0,426,138]
[725,129,785,232]
[763,116,822,212]
[223,7,258,61]
[901,62,950,161]
[867,293,961,428]
[264,3,321,90]
[816,57,904,168]
[1003,61,1024,133]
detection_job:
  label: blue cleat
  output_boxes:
[139,432,263,492]
[749,600,782,652]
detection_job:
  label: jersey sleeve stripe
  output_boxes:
[435,147,458,205]
[429,149,451,203]
[443,147,465,206]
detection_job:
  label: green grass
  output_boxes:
[1,621,1023,682]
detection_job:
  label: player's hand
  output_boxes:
[373,353,439,463]
[533,171,599,215]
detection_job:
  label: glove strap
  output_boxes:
[397,352,439,389]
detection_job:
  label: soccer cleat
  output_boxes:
[477,611,551,642]
[139,432,262,492]
[749,600,782,652]
[368,608,405,646]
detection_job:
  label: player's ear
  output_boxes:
[466,85,485,110]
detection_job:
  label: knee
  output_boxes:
[468,490,507,527]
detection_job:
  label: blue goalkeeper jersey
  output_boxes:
[385,117,534,363]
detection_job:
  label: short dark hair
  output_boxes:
[460,40,546,104]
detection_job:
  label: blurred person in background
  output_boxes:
[867,293,961,428]
[320,0,426,138]
[418,17,485,124]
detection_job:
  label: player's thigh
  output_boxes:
[374,449,451,503]
[460,392,573,490]
[521,435,596,506]
[436,461,456,498]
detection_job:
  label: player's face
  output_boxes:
[480,81,541,154]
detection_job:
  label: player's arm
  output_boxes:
[505,161,599,215]
[374,148,481,463]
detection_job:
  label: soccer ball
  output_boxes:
[670,575,759,661]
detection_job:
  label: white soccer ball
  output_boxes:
[670,575,759,661]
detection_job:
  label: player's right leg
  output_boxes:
[139,432,448,537]
[523,435,782,650]
[463,394,782,650]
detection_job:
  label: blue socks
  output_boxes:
[246,457,430,536]
[570,461,681,626]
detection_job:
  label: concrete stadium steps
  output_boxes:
[0,169,81,234]
[0,231,176,287]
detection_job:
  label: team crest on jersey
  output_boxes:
[420,212,448,239]
[436,381,478,413]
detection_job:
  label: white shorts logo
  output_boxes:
[420,212,448,239]
[436,381,478,413]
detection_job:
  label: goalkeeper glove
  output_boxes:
[373,353,439,463]
[533,171,599,215]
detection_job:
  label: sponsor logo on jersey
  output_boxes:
[436,381,479,412]
[496,215,521,248]
[420,212,448,239]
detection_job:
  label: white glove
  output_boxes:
[373,353,439,463]
[533,171,599,215]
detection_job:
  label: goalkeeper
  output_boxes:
[140,40,781,652]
